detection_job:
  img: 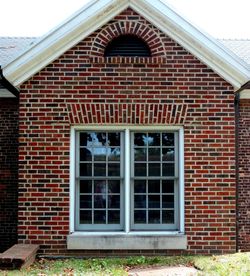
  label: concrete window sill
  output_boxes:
[67,233,187,250]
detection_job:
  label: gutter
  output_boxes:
[234,81,250,252]
[0,66,19,98]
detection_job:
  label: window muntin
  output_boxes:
[75,129,180,232]
[76,131,124,231]
[131,132,179,230]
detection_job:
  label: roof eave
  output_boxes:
[2,0,250,89]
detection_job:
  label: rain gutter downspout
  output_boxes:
[0,66,19,99]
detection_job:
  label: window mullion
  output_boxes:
[125,128,130,233]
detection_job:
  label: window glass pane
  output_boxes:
[148,195,160,208]
[148,180,160,193]
[95,133,107,146]
[162,133,174,146]
[134,210,146,223]
[148,148,160,161]
[94,210,106,224]
[134,133,147,146]
[108,163,120,176]
[93,147,106,161]
[134,163,147,176]
[108,148,120,161]
[134,195,146,208]
[134,180,146,193]
[108,211,120,224]
[80,133,90,147]
[80,163,92,176]
[80,210,92,224]
[108,195,120,208]
[94,180,106,193]
[162,210,174,224]
[148,210,160,223]
[80,148,92,162]
[80,195,92,208]
[108,180,120,193]
[162,148,174,161]
[94,163,106,176]
[162,195,174,208]
[162,180,174,193]
[148,163,160,176]
[162,163,175,176]
[80,180,92,194]
[94,195,106,208]
[134,148,146,161]
[108,133,120,146]
[148,133,160,146]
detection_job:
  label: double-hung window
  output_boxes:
[73,127,183,234]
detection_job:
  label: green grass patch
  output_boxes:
[1,252,250,275]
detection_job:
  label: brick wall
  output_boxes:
[18,8,236,255]
[0,98,18,252]
[238,99,250,251]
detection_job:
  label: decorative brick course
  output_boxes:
[18,8,236,255]
[0,98,18,252]
[238,99,250,251]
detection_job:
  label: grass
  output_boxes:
[1,253,250,275]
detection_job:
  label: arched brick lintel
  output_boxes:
[67,103,188,125]
[90,21,166,57]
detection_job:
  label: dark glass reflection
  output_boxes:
[80,195,92,208]
[134,195,146,208]
[80,148,92,162]
[162,163,175,176]
[94,210,106,224]
[134,148,147,161]
[108,163,120,176]
[134,163,147,176]
[94,180,106,193]
[93,147,106,161]
[162,180,174,193]
[108,210,120,224]
[94,163,106,176]
[162,148,175,161]
[148,148,160,161]
[108,148,120,161]
[134,133,147,146]
[109,180,120,193]
[80,180,92,194]
[134,210,146,223]
[134,180,146,193]
[80,210,92,224]
[148,133,160,146]
[148,195,160,208]
[80,163,92,176]
[162,195,174,208]
[148,163,160,176]
[148,180,160,193]
[108,133,120,146]
[108,195,120,208]
[94,195,106,208]
[162,133,175,147]
[162,210,174,223]
[148,210,160,223]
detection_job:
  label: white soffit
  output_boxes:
[240,89,250,99]
[2,0,250,88]
[0,89,15,98]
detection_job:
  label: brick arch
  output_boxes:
[90,21,166,57]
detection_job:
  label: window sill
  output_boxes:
[67,232,187,250]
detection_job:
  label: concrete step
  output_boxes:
[0,244,39,270]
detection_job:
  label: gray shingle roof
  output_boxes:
[0,36,250,69]
[219,39,250,68]
[0,37,37,67]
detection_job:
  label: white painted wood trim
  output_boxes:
[240,89,250,99]
[179,127,185,233]
[69,127,76,233]
[2,0,250,88]
[124,128,130,233]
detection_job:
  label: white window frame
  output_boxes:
[70,125,185,236]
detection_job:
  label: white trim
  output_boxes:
[0,89,15,98]
[124,128,130,233]
[2,0,250,88]
[69,125,185,237]
[70,128,76,233]
[179,127,185,233]
[240,89,250,99]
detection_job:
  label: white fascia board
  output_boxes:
[240,89,250,99]
[3,0,129,87]
[130,0,250,89]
